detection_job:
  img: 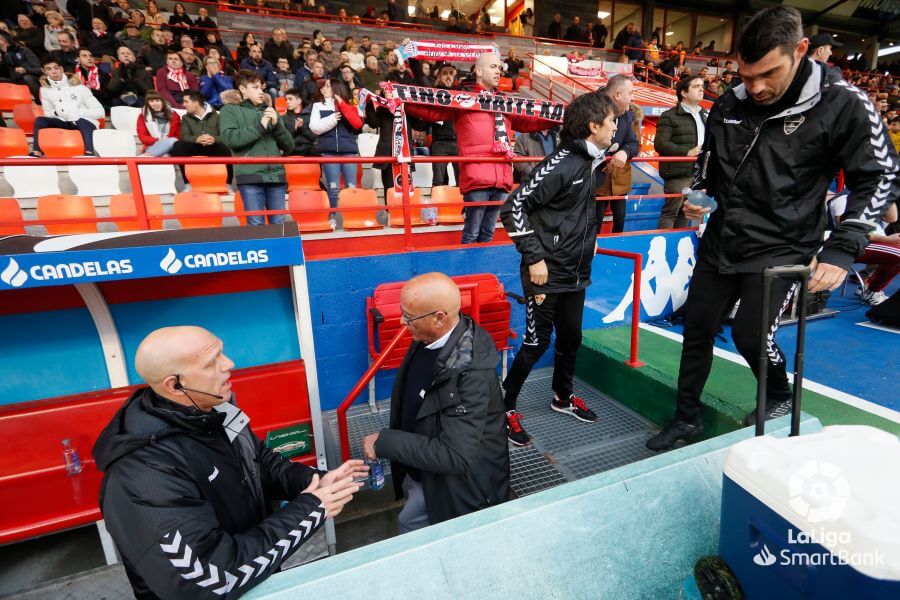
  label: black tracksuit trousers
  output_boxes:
[503,289,586,411]
[674,258,798,422]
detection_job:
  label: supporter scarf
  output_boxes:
[167,67,189,91]
[355,89,411,189]
[78,65,100,90]
[394,40,501,64]
[380,82,565,123]
[92,29,106,38]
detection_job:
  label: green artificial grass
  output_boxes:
[576,326,900,438]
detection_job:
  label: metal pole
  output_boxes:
[400,161,413,250]
[791,275,809,437]
[627,255,646,367]
[125,159,150,230]
[755,272,772,437]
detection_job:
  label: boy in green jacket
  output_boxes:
[219,70,294,225]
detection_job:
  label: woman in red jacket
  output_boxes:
[155,50,200,109]
[137,91,181,156]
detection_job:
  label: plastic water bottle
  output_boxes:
[682,188,718,213]
[62,438,83,476]
[365,458,385,490]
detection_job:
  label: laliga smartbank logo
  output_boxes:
[159,247,269,275]
[788,460,850,523]
[752,460,885,570]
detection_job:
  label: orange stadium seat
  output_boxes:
[0,198,25,235]
[184,163,229,193]
[431,185,466,224]
[385,187,429,227]
[0,84,32,111]
[37,128,85,158]
[173,192,223,229]
[285,163,321,191]
[12,103,43,134]
[338,187,381,230]
[498,77,514,92]
[287,189,332,232]
[36,195,97,234]
[0,128,29,157]
[109,194,164,231]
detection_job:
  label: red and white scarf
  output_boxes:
[78,65,100,90]
[394,40,500,64]
[166,67,189,91]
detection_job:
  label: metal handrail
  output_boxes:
[595,247,645,368]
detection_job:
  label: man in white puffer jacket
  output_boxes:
[32,56,105,156]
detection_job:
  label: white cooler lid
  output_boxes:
[724,425,900,580]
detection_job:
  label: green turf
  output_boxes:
[576,326,900,438]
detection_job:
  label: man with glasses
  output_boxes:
[654,75,708,229]
[361,273,509,533]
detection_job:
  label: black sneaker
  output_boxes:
[646,419,704,451]
[743,400,792,427]
[506,410,531,446]
[551,394,598,423]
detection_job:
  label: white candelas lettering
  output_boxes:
[29,259,133,281]
[184,249,269,269]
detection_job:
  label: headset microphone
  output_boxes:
[174,375,224,400]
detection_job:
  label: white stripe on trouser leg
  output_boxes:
[766,282,799,365]
[523,297,538,346]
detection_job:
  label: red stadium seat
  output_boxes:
[0,128,29,157]
[109,193,164,231]
[287,189,332,232]
[173,192,223,229]
[0,198,25,234]
[12,103,43,134]
[37,128,85,158]
[0,83,33,111]
[36,195,97,234]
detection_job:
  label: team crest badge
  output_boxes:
[534,294,546,305]
[783,114,805,135]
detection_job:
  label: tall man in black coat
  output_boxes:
[362,273,510,533]
[596,75,641,233]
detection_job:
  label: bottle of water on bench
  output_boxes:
[62,438,83,476]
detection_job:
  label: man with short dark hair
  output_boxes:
[361,273,510,531]
[264,27,294,66]
[33,57,104,156]
[50,31,79,71]
[655,75,707,229]
[282,88,317,156]
[647,6,899,450]
[430,64,459,187]
[807,33,843,85]
[75,48,111,107]
[564,16,585,43]
[499,92,618,446]
[171,90,234,183]
[94,326,365,599]
[240,44,278,99]
[0,30,41,100]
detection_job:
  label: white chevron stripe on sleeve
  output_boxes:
[509,149,569,235]
[160,505,328,594]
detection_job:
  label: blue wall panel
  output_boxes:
[306,232,697,411]
[110,288,300,384]
[0,308,109,405]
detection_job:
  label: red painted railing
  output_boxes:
[595,247,645,368]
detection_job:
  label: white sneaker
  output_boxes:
[328,218,337,231]
[857,286,887,305]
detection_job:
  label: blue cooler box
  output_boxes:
[720,426,900,599]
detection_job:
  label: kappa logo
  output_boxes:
[454,93,476,108]
[784,114,805,135]
[602,236,696,323]
[1,258,28,288]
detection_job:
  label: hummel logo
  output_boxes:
[208,466,219,482]
[572,178,584,185]
[724,118,743,125]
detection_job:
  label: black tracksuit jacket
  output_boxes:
[695,59,899,273]
[94,388,326,599]
[501,138,605,297]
